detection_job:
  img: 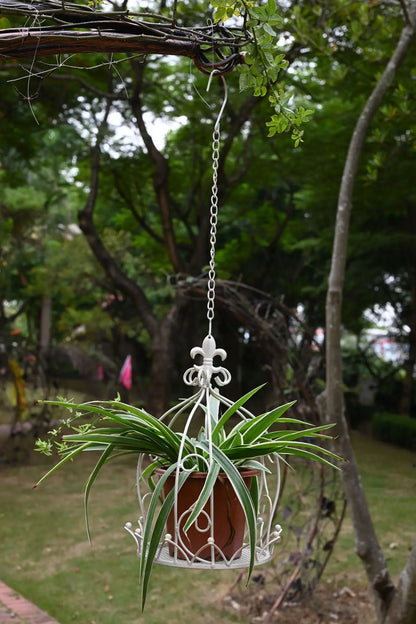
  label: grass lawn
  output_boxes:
[0,449,245,624]
[0,430,415,623]
[325,432,416,586]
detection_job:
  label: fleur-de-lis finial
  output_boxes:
[183,335,231,388]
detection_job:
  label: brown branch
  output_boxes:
[112,173,165,245]
[129,60,185,273]
[0,9,246,74]
[0,30,200,59]
[399,0,412,24]
[77,95,158,337]
[0,0,247,72]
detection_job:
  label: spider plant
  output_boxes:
[35,387,340,609]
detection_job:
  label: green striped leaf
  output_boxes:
[212,385,265,443]
[196,440,257,580]
[183,463,221,532]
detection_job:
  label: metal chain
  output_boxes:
[207,122,220,336]
[205,74,227,337]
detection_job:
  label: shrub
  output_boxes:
[345,395,375,430]
[372,412,416,451]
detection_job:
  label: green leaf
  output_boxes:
[34,439,53,455]
[196,441,257,580]
[262,423,334,442]
[229,401,296,444]
[34,442,92,488]
[239,69,252,92]
[262,22,276,38]
[241,459,271,474]
[224,440,341,468]
[212,385,265,443]
[183,463,221,532]
[84,444,114,542]
[140,464,188,610]
[213,6,227,22]
[249,473,259,518]
[266,0,276,17]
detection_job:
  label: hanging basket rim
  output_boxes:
[153,466,259,479]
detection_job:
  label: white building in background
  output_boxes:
[360,328,408,365]
[311,326,408,365]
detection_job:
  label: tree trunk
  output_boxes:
[324,4,416,623]
[146,297,186,417]
[37,295,52,389]
[384,538,416,624]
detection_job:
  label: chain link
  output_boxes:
[207,124,220,336]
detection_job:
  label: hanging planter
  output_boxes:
[34,75,341,611]
[35,338,339,609]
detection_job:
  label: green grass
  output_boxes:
[325,431,416,585]
[0,452,245,623]
[0,431,415,622]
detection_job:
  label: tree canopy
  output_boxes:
[1,0,415,413]
[2,1,416,622]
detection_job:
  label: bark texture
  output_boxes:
[0,1,246,74]
[324,3,416,623]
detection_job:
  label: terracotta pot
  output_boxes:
[157,468,257,561]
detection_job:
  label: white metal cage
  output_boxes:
[125,335,283,570]
[125,76,282,571]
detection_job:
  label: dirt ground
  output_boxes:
[223,582,376,624]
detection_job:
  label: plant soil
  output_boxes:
[223,582,376,624]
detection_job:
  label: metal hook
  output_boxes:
[206,70,228,131]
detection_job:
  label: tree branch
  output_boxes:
[399,0,413,24]
[0,30,201,59]
[78,94,158,337]
[112,173,165,245]
[129,59,185,274]
[0,1,247,75]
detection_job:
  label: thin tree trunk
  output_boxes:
[129,58,191,274]
[324,3,416,623]
[37,296,52,389]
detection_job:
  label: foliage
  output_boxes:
[0,1,415,400]
[372,412,416,451]
[34,387,339,608]
[211,0,313,144]
[1,0,412,382]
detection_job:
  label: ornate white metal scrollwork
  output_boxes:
[126,455,283,569]
[183,335,231,388]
